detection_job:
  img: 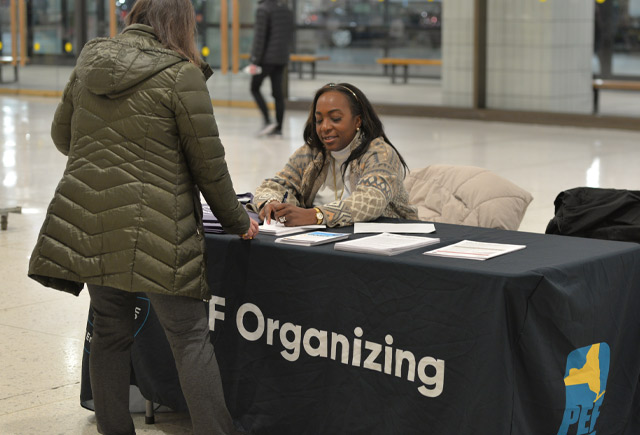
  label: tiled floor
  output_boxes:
[1,94,640,434]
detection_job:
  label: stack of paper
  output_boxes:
[423,240,526,260]
[259,221,325,236]
[202,193,258,234]
[334,233,440,256]
[275,231,349,246]
[354,222,436,234]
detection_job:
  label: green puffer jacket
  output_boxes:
[28,24,250,300]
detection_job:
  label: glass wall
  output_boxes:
[0,1,12,56]
[195,0,258,104]
[594,0,640,78]
[30,0,73,59]
[288,0,443,105]
[591,0,640,117]
[294,0,441,73]
[1,0,640,120]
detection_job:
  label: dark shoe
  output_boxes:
[267,129,282,138]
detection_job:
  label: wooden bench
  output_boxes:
[0,206,21,230]
[0,56,19,83]
[289,54,330,79]
[592,79,640,113]
[376,58,442,84]
[240,53,329,79]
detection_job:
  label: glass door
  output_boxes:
[198,0,259,106]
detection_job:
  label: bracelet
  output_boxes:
[259,198,279,211]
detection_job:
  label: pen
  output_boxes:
[266,191,288,224]
[274,192,289,225]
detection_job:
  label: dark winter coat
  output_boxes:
[28,24,250,300]
[546,187,640,243]
[250,0,294,66]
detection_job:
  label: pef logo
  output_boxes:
[557,343,610,435]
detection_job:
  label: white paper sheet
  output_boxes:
[423,240,526,260]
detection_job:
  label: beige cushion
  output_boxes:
[404,165,533,231]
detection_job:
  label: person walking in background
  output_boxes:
[248,0,294,137]
[27,0,257,433]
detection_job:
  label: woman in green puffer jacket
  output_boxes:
[27,0,256,433]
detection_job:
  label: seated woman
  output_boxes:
[250,82,417,227]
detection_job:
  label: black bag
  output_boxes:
[545,187,640,243]
[80,295,189,412]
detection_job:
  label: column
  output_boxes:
[441,0,475,107]
[485,0,594,113]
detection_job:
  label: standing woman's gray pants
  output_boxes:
[87,284,238,435]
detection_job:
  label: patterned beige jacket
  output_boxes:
[250,137,418,227]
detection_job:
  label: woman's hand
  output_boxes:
[259,200,280,224]
[271,204,317,227]
[240,218,259,240]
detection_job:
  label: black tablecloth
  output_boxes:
[205,222,640,435]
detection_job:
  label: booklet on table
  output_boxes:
[334,233,440,256]
[423,240,526,260]
[275,231,349,246]
[259,220,326,236]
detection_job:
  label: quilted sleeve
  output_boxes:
[50,70,77,156]
[250,7,268,65]
[173,63,250,235]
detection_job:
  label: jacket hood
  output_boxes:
[75,24,187,97]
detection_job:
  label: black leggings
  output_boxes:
[250,63,286,129]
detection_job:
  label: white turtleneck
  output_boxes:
[313,144,353,206]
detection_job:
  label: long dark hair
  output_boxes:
[126,0,202,67]
[302,82,409,177]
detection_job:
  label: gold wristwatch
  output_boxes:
[314,207,324,225]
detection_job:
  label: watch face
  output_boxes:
[316,211,323,220]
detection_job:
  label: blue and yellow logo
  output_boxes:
[557,343,610,435]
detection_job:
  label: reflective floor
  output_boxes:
[1,94,639,434]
